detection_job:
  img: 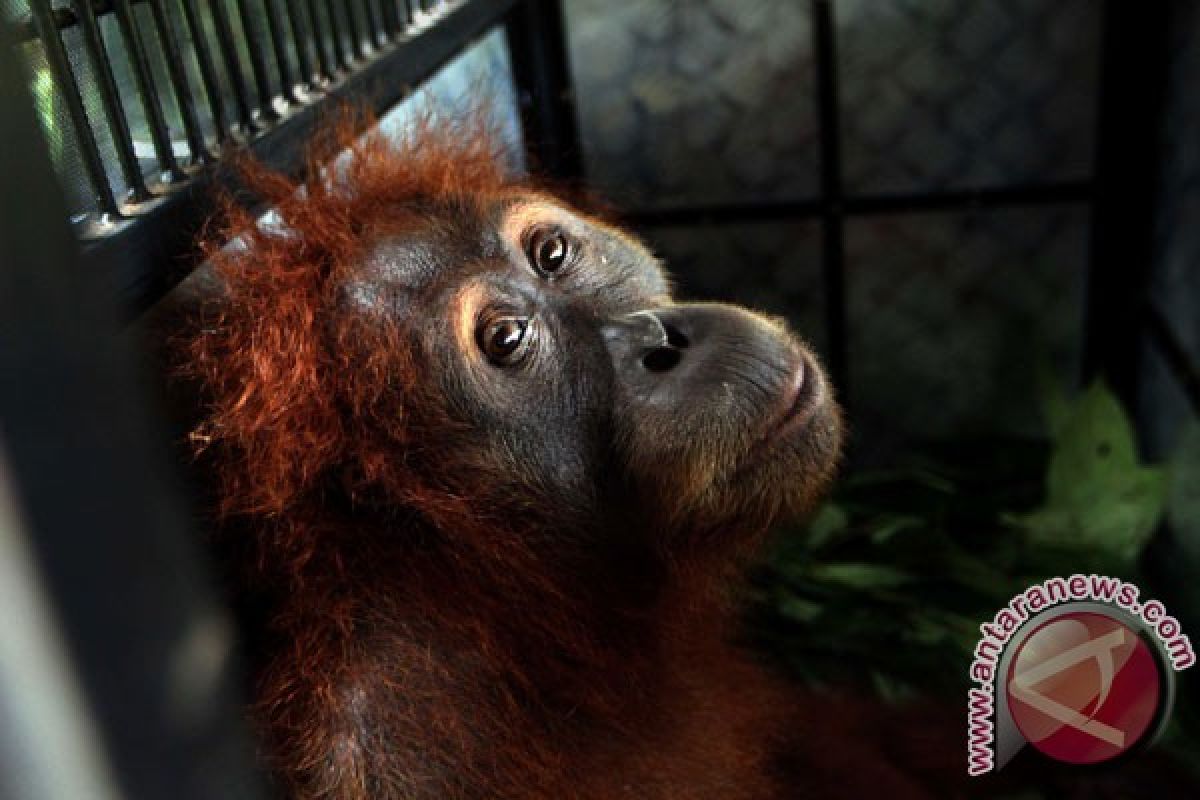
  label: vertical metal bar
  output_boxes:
[284,0,317,84]
[379,0,400,38]
[304,0,336,78]
[504,0,585,180]
[233,0,280,120]
[179,0,231,144]
[263,0,299,103]
[69,0,153,200]
[112,0,186,182]
[342,0,365,61]
[359,0,382,49]
[27,0,121,216]
[321,0,349,69]
[812,0,848,405]
[209,0,257,131]
[1084,0,1170,416]
[146,0,211,163]
[0,28,269,797]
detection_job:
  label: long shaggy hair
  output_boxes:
[187,111,511,517]
[166,109,977,800]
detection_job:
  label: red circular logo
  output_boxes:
[1006,612,1163,764]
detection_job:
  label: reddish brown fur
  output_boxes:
[173,114,960,799]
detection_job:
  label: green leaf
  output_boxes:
[804,502,849,551]
[807,562,914,589]
[776,595,823,623]
[868,513,925,544]
[1014,380,1167,562]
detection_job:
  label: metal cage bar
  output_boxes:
[112,0,186,182]
[0,18,266,797]
[209,0,257,131]
[504,0,583,181]
[179,0,232,144]
[321,0,350,70]
[304,0,336,80]
[28,0,122,217]
[379,0,401,38]
[359,0,382,50]
[342,0,366,61]
[70,0,154,201]
[812,0,847,401]
[1084,0,1171,415]
[233,0,279,120]
[146,0,210,163]
[76,0,519,315]
[264,0,300,103]
[283,0,317,85]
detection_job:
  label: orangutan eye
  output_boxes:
[477,316,531,366]
[527,228,571,274]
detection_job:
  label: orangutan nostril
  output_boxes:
[642,347,682,373]
[662,322,689,349]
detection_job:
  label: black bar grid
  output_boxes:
[304,0,335,79]
[264,0,300,103]
[321,0,350,70]
[234,0,279,120]
[812,0,847,402]
[70,0,154,200]
[359,0,382,50]
[146,0,210,163]
[112,0,187,182]
[76,0,520,315]
[24,0,1178,434]
[284,0,318,85]
[379,0,400,38]
[209,0,257,131]
[179,0,232,144]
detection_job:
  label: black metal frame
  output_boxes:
[623,0,1195,423]
[19,0,583,317]
[0,2,583,796]
[0,19,263,799]
[1084,0,1172,417]
[22,0,1196,421]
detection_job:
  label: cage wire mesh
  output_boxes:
[837,0,1099,193]
[845,206,1089,458]
[565,0,819,210]
[565,0,1101,459]
[4,0,457,224]
[1143,0,1200,459]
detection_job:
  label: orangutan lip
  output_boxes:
[765,354,820,439]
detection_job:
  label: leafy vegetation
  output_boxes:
[748,379,1199,758]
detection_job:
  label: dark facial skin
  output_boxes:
[347,191,842,545]
[169,174,850,800]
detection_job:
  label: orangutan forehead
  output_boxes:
[342,194,632,313]
[498,194,633,248]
